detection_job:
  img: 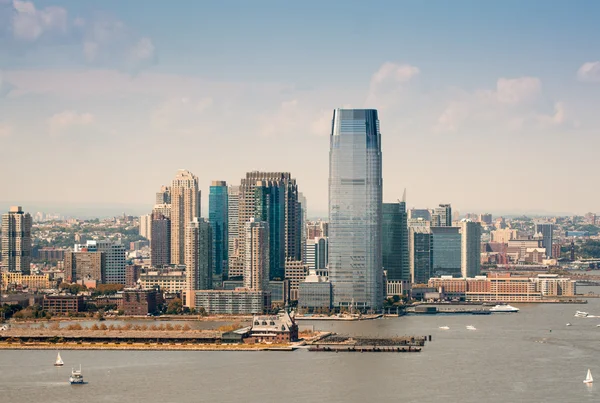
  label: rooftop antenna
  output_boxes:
[401,188,407,203]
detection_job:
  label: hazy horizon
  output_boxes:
[2,1,600,215]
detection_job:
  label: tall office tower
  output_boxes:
[298,192,307,264]
[64,251,105,283]
[170,169,201,265]
[408,209,431,221]
[79,240,126,284]
[227,185,240,278]
[460,220,482,277]
[185,218,213,302]
[328,109,383,310]
[1,206,32,273]
[209,181,228,283]
[431,227,461,277]
[534,223,554,258]
[382,201,409,281]
[432,204,452,227]
[306,237,328,271]
[151,212,171,267]
[156,185,171,205]
[243,219,269,292]
[409,227,433,284]
[231,172,300,279]
[139,214,152,240]
[255,180,286,280]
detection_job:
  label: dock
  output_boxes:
[307,334,428,353]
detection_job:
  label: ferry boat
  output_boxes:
[69,365,84,385]
[489,304,519,313]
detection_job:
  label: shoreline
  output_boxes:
[0,342,295,351]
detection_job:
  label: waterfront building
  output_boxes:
[139,214,152,240]
[227,185,241,278]
[328,108,383,310]
[431,227,461,277]
[534,223,554,258]
[185,218,212,306]
[78,240,126,284]
[284,258,309,300]
[192,289,268,314]
[139,269,187,293]
[382,201,409,281]
[1,206,32,273]
[125,265,142,287]
[409,227,433,284]
[209,180,228,283]
[386,280,411,298]
[150,212,171,267]
[298,270,332,310]
[122,288,158,316]
[460,220,482,277]
[170,169,201,265]
[43,294,84,315]
[1,272,51,291]
[222,279,288,307]
[64,250,105,283]
[247,310,298,343]
[243,219,270,292]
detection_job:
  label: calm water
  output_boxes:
[2,293,600,402]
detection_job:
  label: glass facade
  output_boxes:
[382,202,409,281]
[209,182,228,280]
[411,230,433,284]
[255,182,286,280]
[431,227,461,276]
[328,109,383,309]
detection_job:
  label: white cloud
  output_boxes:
[577,61,600,82]
[495,77,541,104]
[47,110,94,135]
[129,37,155,64]
[366,62,420,109]
[11,0,68,41]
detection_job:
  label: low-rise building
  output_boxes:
[139,269,186,293]
[246,310,298,344]
[192,289,269,315]
[43,294,84,315]
[122,288,158,316]
[1,272,52,291]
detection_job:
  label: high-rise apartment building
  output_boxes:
[184,218,212,307]
[153,203,171,218]
[382,201,409,281]
[76,240,126,284]
[243,219,270,292]
[139,214,152,240]
[170,169,201,265]
[479,213,493,225]
[209,181,228,282]
[328,109,383,310]
[229,172,300,280]
[151,212,171,267]
[1,206,32,273]
[409,227,433,284]
[306,237,328,272]
[64,251,105,283]
[534,223,554,258]
[298,192,307,264]
[227,185,240,278]
[460,220,482,277]
[255,180,286,280]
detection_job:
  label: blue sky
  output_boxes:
[1,0,600,216]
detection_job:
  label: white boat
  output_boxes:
[566,323,572,326]
[54,352,64,367]
[489,304,519,313]
[583,369,593,384]
[69,365,84,385]
[575,311,589,318]
[466,325,477,331]
[439,326,450,330]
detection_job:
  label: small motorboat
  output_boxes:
[69,365,84,385]
[566,323,572,327]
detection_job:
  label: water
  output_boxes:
[2,295,600,402]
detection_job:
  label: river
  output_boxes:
[2,290,600,402]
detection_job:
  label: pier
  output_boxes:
[307,334,428,353]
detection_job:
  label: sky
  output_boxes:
[1,0,600,217]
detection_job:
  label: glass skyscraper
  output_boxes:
[254,180,286,280]
[431,226,461,276]
[328,109,383,310]
[209,181,228,282]
[382,201,409,281]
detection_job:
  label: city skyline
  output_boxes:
[2,1,600,215]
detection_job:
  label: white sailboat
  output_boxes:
[583,369,593,384]
[54,352,64,367]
